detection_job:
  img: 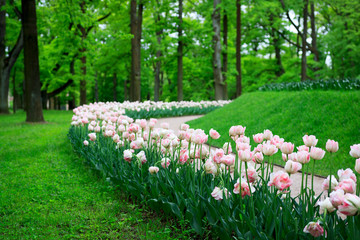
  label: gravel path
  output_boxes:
[155,115,326,198]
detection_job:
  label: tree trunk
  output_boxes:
[22,0,44,122]
[94,71,98,102]
[113,72,117,101]
[236,0,242,97]
[177,0,183,101]
[154,8,162,102]
[41,89,47,109]
[301,0,308,82]
[124,78,128,101]
[0,0,8,114]
[310,2,319,75]
[212,0,224,100]
[272,29,285,77]
[222,9,228,99]
[12,67,17,113]
[130,0,143,102]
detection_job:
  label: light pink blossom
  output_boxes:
[161,122,170,129]
[284,160,302,174]
[83,140,89,146]
[124,149,133,162]
[180,123,189,131]
[322,175,338,192]
[149,166,159,174]
[303,221,325,237]
[233,178,255,198]
[242,166,258,183]
[223,142,232,154]
[262,142,278,156]
[263,129,273,140]
[336,179,356,194]
[270,135,284,148]
[268,171,293,191]
[297,151,310,164]
[281,142,295,154]
[221,154,235,166]
[209,129,221,140]
[88,133,96,141]
[303,135,318,147]
[326,139,339,153]
[136,151,147,164]
[252,152,264,164]
[350,144,360,158]
[211,187,230,200]
[213,149,225,164]
[338,193,360,216]
[338,168,357,182]
[161,158,171,168]
[329,188,345,207]
[253,133,264,143]
[355,158,360,174]
[297,145,309,152]
[317,197,336,213]
[238,149,252,162]
[310,146,326,160]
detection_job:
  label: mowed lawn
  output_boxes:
[0,111,192,239]
[188,90,360,176]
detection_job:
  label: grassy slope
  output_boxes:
[0,111,193,239]
[187,91,360,176]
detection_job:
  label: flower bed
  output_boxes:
[258,79,360,91]
[68,104,360,239]
[76,100,231,120]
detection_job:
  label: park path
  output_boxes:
[155,115,326,198]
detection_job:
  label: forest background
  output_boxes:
[1,0,359,114]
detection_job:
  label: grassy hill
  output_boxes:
[187,91,360,176]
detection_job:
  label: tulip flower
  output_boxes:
[303,221,325,237]
[350,144,360,158]
[326,139,339,153]
[209,129,221,139]
[338,193,360,216]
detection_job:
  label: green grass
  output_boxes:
[187,91,360,176]
[0,110,194,239]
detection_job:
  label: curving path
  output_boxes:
[155,115,326,198]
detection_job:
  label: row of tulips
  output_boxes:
[69,105,360,239]
[72,100,231,121]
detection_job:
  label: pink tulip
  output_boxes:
[338,193,360,216]
[288,152,298,162]
[209,129,221,140]
[254,144,263,153]
[236,142,250,151]
[211,187,230,200]
[253,133,264,143]
[310,146,326,160]
[128,123,140,133]
[136,151,147,164]
[355,158,360,174]
[88,133,96,141]
[270,135,284,148]
[326,139,339,153]
[221,154,235,166]
[229,125,246,136]
[150,118,158,124]
[179,150,189,164]
[204,160,218,174]
[223,142,232,154]
[336,179,356,194]
[281,142,295,154]
[297,145,309,152]
[284,160,302,174]
[303,221,325,237]
[180,123,189,131]
[338,168,357,182]
[268,171,293,191]
[303,135,318,147]
[282,153,287,162]
[252,152,264,164]
[297,151,310,164]
[161,139,171,148]
[329,188,345,207]
[350,144,360,158]
[161,158,171,168]
[238,149,252,162]
[242,166,258,183]
[263,129,273,140]
[149,166,159,174]
[124,149,133,162]
[316,197,336,213]
[322,175,338,192]
[213,149,224,164]
[233,178,255,198]
[83,140,89,146]
[262,142,278,156]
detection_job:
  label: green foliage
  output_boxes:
[0,111,194,239]
[259,79,360,91]
[187,91,360,176]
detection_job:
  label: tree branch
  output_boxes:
[279,0,302,36]
[4,29,23,74]
[86,12,111,35]
[9,0,21,19]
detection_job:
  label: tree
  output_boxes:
[301,0,308,81]
[22,0,44,122]
[0,0,23,114]
[177,0,183,101]
[236,0,242,97]
[212,0,224,100]
[130,0,143,102]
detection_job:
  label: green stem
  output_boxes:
[312,159,316,201]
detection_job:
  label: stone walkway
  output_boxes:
[155,115,326,198]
